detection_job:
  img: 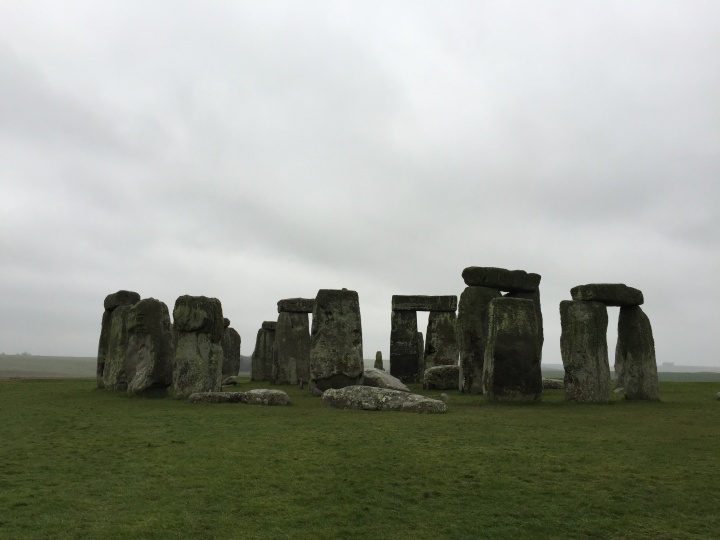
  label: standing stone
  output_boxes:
[506,288,544,365]
[172,295,224,399]
[102,304,134,390]
[126,298,174,397]
[483,297,542,402]
[274,311,310,385]
[416,332,424,380]
[250,322,276,382]
[390,310,420,382]
[560,300,610,402]
[615,306,659,400]
[309,289,363,392]
[424,311,459,372]
[97,290,140,389]
[374,351,383,370]
[221,322,242,379]
[457,286,501,394]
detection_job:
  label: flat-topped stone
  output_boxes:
[392,295,457,312]
[322,386,447,413]
[261,321,277,330]
[103,290,141,311]
[277,298,315,313]
[462,267,540,292]
[570,284,644,306]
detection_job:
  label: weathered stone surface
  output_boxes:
[424,365,460,390]
[457,286,501,394]
[103,290,141,312]
[424,311,459,371]
[390,310,421,383]
[277,298,315,313]
[560,300,610,403]
[187,389,290,405]
[250,324,276,382]
[570,283,644,306]
[374,351,383,370]
[172,295,224,399]
[483,297,542,402]
[309,289,364,391]
[542,378,564,390]
[462,267,541,293]
[126,298,174,397]
[102,304,133,390]
[322,386,447,413]
[391,295,458,312]
[362,368,410,392]
[262,321,277,330]
[274,311,310,384]
[96,310,113,389]
[221,327,241,378]
[505,288,544,365]
[615,306,659,400]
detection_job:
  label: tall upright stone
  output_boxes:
[559,300,610,402]
[457,286,501,394]
[221,319,242,379]
[615,306,659,400]
[424,311,459,372]
[102,304,134,390]
[126,298,174,397]
[416,332,424,380]
[374,351,383,370]
[390,310,420,382]
[309,289,363,392]
[97,290,140,389]
[483,297,542,402]
[172,295,224,399]
[505,288,544,364]
[274,311,310,384]
[251,322,276,382]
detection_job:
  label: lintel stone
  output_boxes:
[392,295,457,312]
[277,298,315,313]
[261,321,277,330]
[570,284,644,306]
[462,267,540,292]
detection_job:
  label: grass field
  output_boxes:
[1,378,718,539]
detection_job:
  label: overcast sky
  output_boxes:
[1,1,718,367]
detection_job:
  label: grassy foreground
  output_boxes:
[0,379,718,539]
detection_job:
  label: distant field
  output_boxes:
[0,378,718,539]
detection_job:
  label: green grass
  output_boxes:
[1,379,719,539]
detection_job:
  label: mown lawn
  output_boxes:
[0,378,718,539]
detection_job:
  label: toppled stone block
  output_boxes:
[309,289,364,391]
[424,365,460,390]
[462,267,541,293]
[424,311,459,370]
[362,368,409,392]
[172,295,224,399]
[187,389,290,405]
[615,306,659,400]
[483,297,542,402]
[390,310,421,383]
[277,298,315,313]
[126,298,173,397]
[457,286,501,394]
[391,295,458,312]
[560,300,610,403]
[322,386,447,413]
[570,284,644,306]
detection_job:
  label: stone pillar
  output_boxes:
[102,304,134,390]
[221,318,242,379]
[390,310,420,382]
[424,311,459,372]
[274,298,314,385]
[483,297,542,402]
[374,351,383,370]
[416,332,424,380]
[126,298,173,397]
[97,290,140,389]
[615,306,659,400]
[457,286,501,394]
[309,289,363,392]
[171,295,224,399]
[251,321,276,382]
[559,300,610,402]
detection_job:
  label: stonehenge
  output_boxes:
[273,298,313,385]
[309,289,364,392]
[221,318,242,379]
[97,290,140,389]
[251,321,276,382]
[560,283,658,402]
[389,295,457,383]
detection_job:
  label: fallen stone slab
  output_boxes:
[462,267,541,293]
[222,376,238,386]
[570,284,644,306]
[322,385,447,413]
[188,389,290,405]
[542,378,564,390]
[424,365,460,390]
[362,368,409,392]
[392,295,458,312]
